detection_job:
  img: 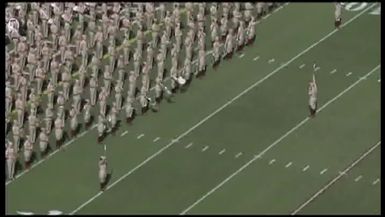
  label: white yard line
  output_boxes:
[180,64,380,215]
[235,152,243,159]
[70,6,375,214]
[275,6,284,13]
[185,142,193,149]
[314,67,320,72]
[153,137,160,142]
[253,56,260,61]
[268,58,276,64]
[6,2,290,187]
[330,69,337,74]
[201,146,209,152]
[219,149,226,155]
[354,175,362,182]
[372,178,380,185]
[120,131,128,137]
[239,54,245,58]
[302,165,310,172]
[320,168,328,175]
[346,72,353,77]
[137,134,145,139]
[269,159,276,165]
[299,64,306,69]
[285,162,293,168]
[263,14,271,19]
[291,141,381,215]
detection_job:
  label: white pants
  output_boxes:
[226,42,233,54]
[98,125,105,136]
[71,118,78,131]
[199,56,206,71]
[24,149,32,162]
[309,96,317,110]
[43,119,50,134]
[84,112,91,123]
[13,136,20,152]
[40,141,48,153]
[55,129,63,141]
[99,169,107,183]
[110,115,117,128]
[7,159,15,179]
[125,106,133,118]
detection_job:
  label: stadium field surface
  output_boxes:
[6,3,381,215]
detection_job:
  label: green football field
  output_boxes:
[6,3,381,215]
